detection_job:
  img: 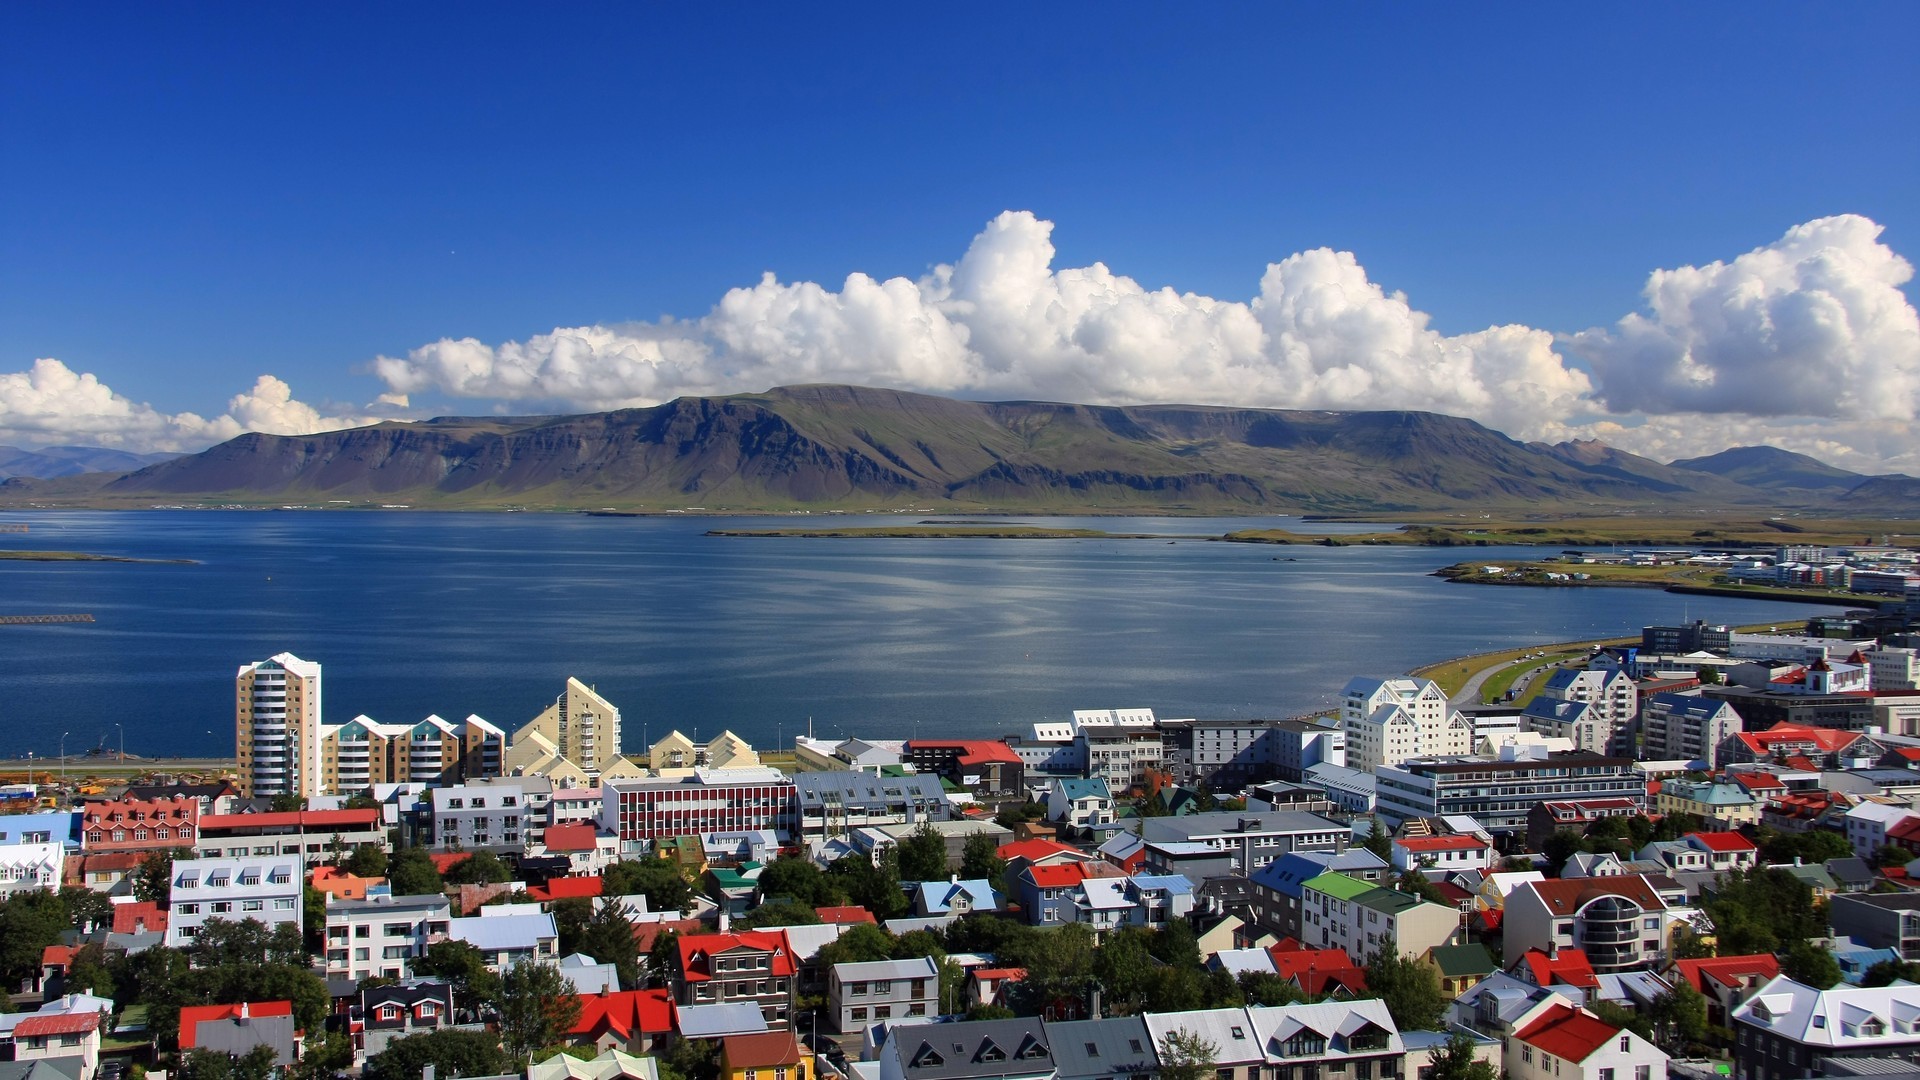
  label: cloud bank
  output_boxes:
[7,212,1917,472]
[0,360,376,453]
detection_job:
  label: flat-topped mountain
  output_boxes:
[15,385,1913,514]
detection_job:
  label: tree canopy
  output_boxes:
[365,1029,511,1080]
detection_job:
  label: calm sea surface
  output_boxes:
[0,511,1826,760]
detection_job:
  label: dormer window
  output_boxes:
[978,1040,1005,1063]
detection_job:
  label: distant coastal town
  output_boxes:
[2,546,1918,1080]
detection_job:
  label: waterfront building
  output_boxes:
[319,714,504,795]
[1375,749,1646,837]
[601,768,797,852]
[1341,677,1472,773]
[235,653,323,800]
[1533,666,1639,756]
[904,740,1024,795]
[194,808,383,865]
[791,771,949,845]
[508,678,625,780]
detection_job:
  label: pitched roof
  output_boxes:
[1520,876,1666,917]
[677,930,796,981]
[1024,863,1089,888]
[1395,834,1488,853]
[814,906,877,925]
[722,1031,807,1068]
[12,1013,101,1038]
[1428,943,1499,979]
[1674,955,1781,993]
[1685,831,1757,853]
[1520,948,1600,990]
[543,823,599,852]
[1514,1003,1626,1062]
[567,989,673,1040]
[198,808,379,830]
[998,838,1085,863]
[110,901,168,934]
[528,876,604,901]
[177,1002,295,1050]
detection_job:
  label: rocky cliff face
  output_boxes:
[90,385,1893,512]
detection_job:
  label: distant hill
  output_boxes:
[0,445,180,479]
[67,384,1858,514]
[1669,445,1865,492]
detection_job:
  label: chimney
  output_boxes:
[1547,941,1558,960]
[239,1001,250,1023]
[718,910,731,933]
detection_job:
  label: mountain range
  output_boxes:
[4,385,1917,513]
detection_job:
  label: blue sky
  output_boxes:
[3,4,1917,468]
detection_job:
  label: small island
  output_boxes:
[0,549,196,564]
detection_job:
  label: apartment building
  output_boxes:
[324,893,453,982]
[1341,677,1472,773]
[195,808,384,865]
[430,782,528,853]
[164,855,302,947]
[791,771,949,845]
[1298,872,1460,964]
[1374,749,1646,836]
[828,956,939,1033]
[1640,693,1744,768]
[235,653,323,800]
[1072,709,1167,794]
[1160,718,1279,789]
[601,768,797,852]
[1532,667,1638,756]
[1270,720,1348,783]
[1829,893,1920,961]
[508,677,624,780]
[79,796,199,855]
[1139,811,1349,877]
[320,713,504,794]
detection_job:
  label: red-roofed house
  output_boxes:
[1268,946,1368,998]
[310,866,383,901]
[37,946,76,995]
[966,967,1025,1009]
[80,795,199,855]
[429,852,472,874]
[720,1030,814,1080]
[1728,772,1786,797]
[110,901,168,935]
[1507,1003,1668,1080]
[1513,947,1601,1002]
[997,838,1087,866]
[1391,833,1494,874]
[12,1011,104,1079]
[673,930,797,1030]
[1671,954,1780,1028]
[178,1001,297,1049]
[904,740,1024,795]
[1723,723,1884,771]
[526,875,604,902]
[565,988,675,1054]
[1680,831,1759,871]
[541,823,616,875]
[814,906,877,926]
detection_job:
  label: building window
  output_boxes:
[1619,1037,1630,1052]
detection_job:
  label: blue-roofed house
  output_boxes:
[1248,849,1390,939]
[1833,940,1904,985]
[910,878,1003,917]
[0,812,81,852]
[1047,778,1114,834]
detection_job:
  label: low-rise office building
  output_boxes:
[195,809,384,865]
[1139,811,1348,877]
[1375,751,1646,837]
[791,771,949,845]
[602,769,797,852]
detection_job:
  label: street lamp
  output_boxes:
[114,722,124,762]
[59,731,69,785]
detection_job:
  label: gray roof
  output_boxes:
[793,771,948,810]
[1047,1016,1158,1080]
[891,1017,1053,1080]
[447,911,556,951]
[0,1061,85,1080]
[327,893,452,916]
[194,1014,301,1066]
[832,956,939,982]
[1141,811,1346,843]
[673,1003,769,1039]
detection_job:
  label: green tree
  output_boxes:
[826,847,907,920]
[1592,999,1655,1040]
[1781,939,1842,990]
[897,822,950,882]
[364,1029,512,1080]
[496,961,584,1064]
[816,923,898,969]
[576,902,642,991]
[1426,1031,1498,1080]
[1091,927,1158,1014]
[992,801,1046,831]
[59,886,113,932]
[133,849,178,903]
[303,887,328,953]
[1757,827,1852,865]
[602,859,695,914]
[1398,870,1451,907]
[1361,817,1392,861]
[1646,981,1709,1049]
[0,889,70,987]
[1875,845,1911,868]
[552,897,597,955]
[1862,958,1920,987]
[756,856,846,908]
[1364,939,1446,1031]
[1670,923,1715,961]
[342,843,390,878]
[960,831,1008,888]
[443,849,513,885]
[646,929,680,988]
[63,942,116,998]
[387,846,444,896]
[413,940,501,1012]
[734,897,821,929]
[1238,971,1306,1008]
[1004,923,1096,1015]
[177,1046,280,1080]
[1158,1028,1219,1080]
[655,1033,719,1080]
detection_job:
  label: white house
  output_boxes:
[1391,834,1494,874]
[1507,1003,1668,1080]
[165,856,303,947]
[447,903,559,971]
[1047,778,1115,833]
[0,842,64,896]
[324,892,453,983]
[1845,801,1918,858]
[1340,677,1472,773]
[827,956,940,1033]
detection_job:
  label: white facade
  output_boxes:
[324,893,453,983]
[165,855,303,947]
[0,842,64,896]
[1340,677,1471,773]
[237,653,323,800]
[1534,667,1638,756]
[1868,648,1920,692]
[1507,1004,1669,1080]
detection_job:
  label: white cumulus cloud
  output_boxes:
[0,359,382,453]
[372,210,1595,442]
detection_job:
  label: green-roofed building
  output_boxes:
[1424,942,1498,997]
[1301,872,1463,965]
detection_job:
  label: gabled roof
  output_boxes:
[1395,835,1488,853]
[998,838,1085,863]
[814,906,877,925]
[177,1002,295,1049]
[1514,1003,1627,1063]
[676,930,795,981]
[1520,948,1600,990]
[1684,831,1757,854]
[722,1031,807,1069]
[11,1013,101,1038]
[529,876,604,901]
[543,823,600,853]
[1023,863,1089,888]
[1518,876,1666,917]
[1674,955,1781,993]
[1428,943,1498,979]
